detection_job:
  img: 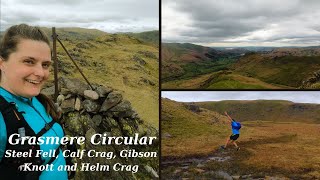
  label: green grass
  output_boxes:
[162,99,320,179]
[47,28,159,128]
[235,55,320,88]
[207,79,267,89]
[179,58,234,80]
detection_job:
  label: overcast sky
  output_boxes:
[162,0,320,47]
[162,91,320,104]
[0,0,158,33]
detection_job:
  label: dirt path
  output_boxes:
[162,145,291,180]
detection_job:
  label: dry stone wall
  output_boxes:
[42,77,159,179]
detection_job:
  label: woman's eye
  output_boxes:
[24,60,34,64]
[42,63,51,69]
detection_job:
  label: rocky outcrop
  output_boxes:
[300,70,320,89]
[41,77,159,179]
[184,103,201,113]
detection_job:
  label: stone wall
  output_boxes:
[42,77,159,179]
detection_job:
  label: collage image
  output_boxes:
[0,0,320,179]
[161,0,320,179]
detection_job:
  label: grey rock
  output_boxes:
[81,113,95,131]
[144,165,159,178]
[82,99,100,112]
[59,77,90,96]
[132,55,146,66]
[41,86,55,98]
[56,94,65,106]
[92,115,102,127]
[61,98,75,113]
[138,51,157,59]
[85,128,96,147]
[93,85,112,97]
[64,112,84,135]
[101,117,118,131]
[109,100,132,112]
[65,94,74,99]
[60,88,72,96]
[232,176,241,180]
[184,103,201,113]
[139,77,155,86]
[74,97,81,111]
[84,90,99,100]
[100,92,122,112]
[162,132,172,138]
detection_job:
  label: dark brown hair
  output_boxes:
[0,24,50,60]
[0,24,60,121]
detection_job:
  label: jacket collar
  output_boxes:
[0,86,34,104]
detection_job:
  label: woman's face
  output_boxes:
[0,39,51,98]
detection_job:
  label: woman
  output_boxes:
[0,24,68,179]
[221,111,241,151]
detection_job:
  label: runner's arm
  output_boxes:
[224,111,233,122]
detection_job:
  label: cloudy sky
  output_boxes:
[0,0,158,32]
[162,91,320,104]
[162,0,320,47]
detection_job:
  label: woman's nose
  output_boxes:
[33,64,45,77]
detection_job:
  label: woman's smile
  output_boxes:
[0,39,51,98]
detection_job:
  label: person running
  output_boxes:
[221,111,241,151]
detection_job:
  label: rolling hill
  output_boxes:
[196,100,320,123]
[162,98,320,179]
[1,27,159,128]
[161,43,320,89]
[161,43,246,83]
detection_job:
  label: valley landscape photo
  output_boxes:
[161,91,320,179]
[162,0,320,89]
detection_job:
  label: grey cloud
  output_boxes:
[1,0,158,32]
[163,0,320,46]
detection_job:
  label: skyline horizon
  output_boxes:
[162,41,320,48]
[0,26,159,34]
[162,91,320,104]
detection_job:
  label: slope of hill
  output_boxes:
[41,27,108,40]
[162,98,228,135]
[54,29,158,128]
[232,52,320,87]
[161,43,245,82]
[196,100,320,123]
[6,27,160,128]
[162,43,320,89]
[161,98,229,157]
[128,30,159,45]
[162,98,320,179]
[162,71,289,89]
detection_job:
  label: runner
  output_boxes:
[221,111,241,151]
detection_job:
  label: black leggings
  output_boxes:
[230,134,239,140]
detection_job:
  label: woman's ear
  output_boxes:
[0,56,4,69]
[0,56,3,68]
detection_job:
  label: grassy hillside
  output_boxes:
[196,100,320,123]
[54,29,158,128]
[161,98,229,157]
[161,43,320,89]
[41,27,107,41]
[232,53,320,87]
[162,98,320,179]
[162,71,287,89]
[128,30,159,45]
[31,27,159,128]
[161,43,242,83]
